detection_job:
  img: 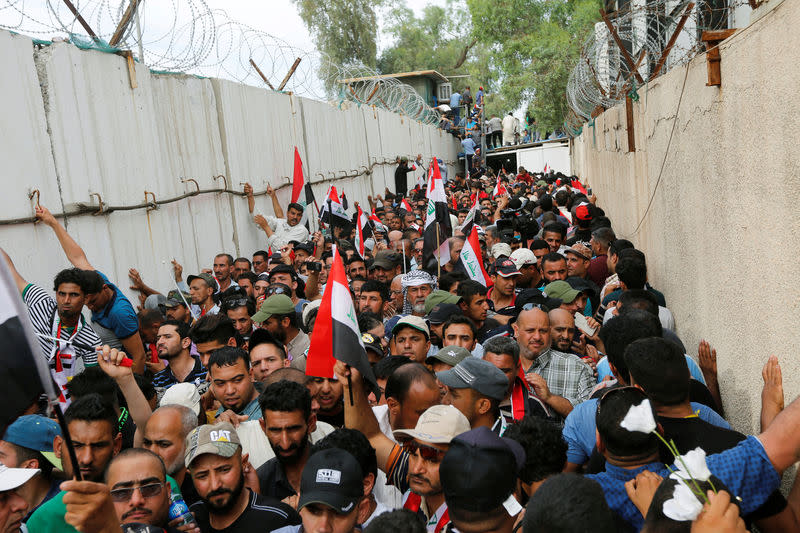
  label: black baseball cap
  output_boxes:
[495,259,521,278]
[426,303,463,325]
[297,449,364,514]
[440,426,525,514]
[269,264,299,281]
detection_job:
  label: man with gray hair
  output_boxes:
[483,336,551,422]
[141,404,199,505]
[401,270,437,316]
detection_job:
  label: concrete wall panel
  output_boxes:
[570,0,800,434]
[1,28,459,305]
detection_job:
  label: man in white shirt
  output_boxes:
[254,185,310,249]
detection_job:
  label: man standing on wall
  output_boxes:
[252,185,310,250]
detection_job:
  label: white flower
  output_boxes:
[662,481,704,521]
[669,447,712,482]
[620,399,657,434]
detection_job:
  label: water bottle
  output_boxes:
[169,492,197,528]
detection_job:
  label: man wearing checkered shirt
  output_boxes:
[513,306,594,420]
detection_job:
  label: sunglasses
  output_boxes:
[224,298,249,308]
[266,286,289,296]
[110,482,164,503]
[521,303,546,311]
[402,440,446,463]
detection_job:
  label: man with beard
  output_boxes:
[337,361,469,533]
[27,394,122,532]
[256,381,315,501]
[152,320,208,390]
[233,257,252,281]
[187,422,300,531]
[401,270,436,317]
[548,308,577,354]
[222,296,256,345]
[142,405,200,506]
[210,347,261,421]
[105,449,172,528]
[539,253,568,284]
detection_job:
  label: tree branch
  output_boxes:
[452,38,478,69]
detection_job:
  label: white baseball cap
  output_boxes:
[491,243,513,259]
[510,248,538,269]
[0,463,39,491]
[393,405,470,444]
[159,383,201,416]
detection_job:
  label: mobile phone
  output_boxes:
[307,261,322,272]
[587,187,593,196]
[574,313,597,337]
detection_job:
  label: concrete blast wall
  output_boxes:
[0,30,459,301]
[571,0,799,435]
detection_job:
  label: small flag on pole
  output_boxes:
[354,205,368,259]
[459,226,493,287]
[291,147,305,204]
[422,157,452,271]
[319,185,349,226]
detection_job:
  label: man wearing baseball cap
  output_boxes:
[271,448,368,533]
[488,259,521,320]
[336,362,469,533]
[391,316,432,363]
[0,463,38,532]
[187,272,219,317]
[436,358,510,434]
[186,422,300,531]
[509,248,542,289]
[543,280,583,315]
[440,426,526,533]
[164,289,193,324]
[252,294,310,371]
[0,415,61,523]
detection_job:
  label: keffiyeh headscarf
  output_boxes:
[401,270,438,314]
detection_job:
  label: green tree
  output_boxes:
[468,0,601,132]
[378,1,493,93]
[293,0,384,90]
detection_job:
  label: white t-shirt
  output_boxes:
[362,500,392,527]
[265,216,310,249]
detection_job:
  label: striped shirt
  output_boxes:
[152,356,207,389]
[22,284,100,370]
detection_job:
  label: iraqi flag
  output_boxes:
[422,157,452,271]
[458,196,480,235]
[400,197,413,214]
[570,178,588,195]
[291,147,305,204]
[369,209,386,232]
[492,176,509,199]
[305,245,378,393]
[543,163,550,173]
[0,260,58,436]
[320,185,349,226]
[460,226,493,287]
[354,205,369,259]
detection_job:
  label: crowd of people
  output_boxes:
[435,85,565,155]
[1,163,797,533]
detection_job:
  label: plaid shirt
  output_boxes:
[587,436,779,531]
[525,348,594,411]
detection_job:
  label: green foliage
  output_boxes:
[293,0,384,91]
[467,0,602,132]
[377,1,493,92]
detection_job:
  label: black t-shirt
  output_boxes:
[180,473,201,507]
[256,458,296,501]
[190,489,299,532]
[316,406,344,428]
[476,318,502,343]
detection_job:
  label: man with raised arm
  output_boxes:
[34,205,147,373]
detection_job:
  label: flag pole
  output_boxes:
[52,403,83,481]
[436,221,441,279]
[165,261,197,320]
[402,244,406,274]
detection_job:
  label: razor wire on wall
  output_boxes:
[566,0,750,123]
[0,0,441,125]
